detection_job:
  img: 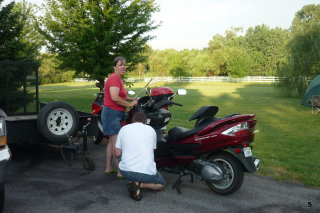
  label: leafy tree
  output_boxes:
[206,27,252,77]
[39,0,159,88]
[38,53,75,84]
[127,45,151,77]
[13,0,44,61]
[167,50,190,77]
[0,0,24,61]
[276,4,320,96]
[226,47,252,78]
[0,0,39,113]
[147,49,172,76]
[245,24,290,76]
[206,34,229,75]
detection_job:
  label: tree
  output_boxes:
[0,0,24,61]
[206,27,252,77]
[167,50,190,77]
[39,0,159,88]
[38,53,75,84]
[226,47,252,78]
[276,4,320,96]
[245,24,290,76]
[0,0,36,113]
[147,49,172,76]
[13,0,44,62]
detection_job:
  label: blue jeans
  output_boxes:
[101,107,125,135]
[120,170,166,185]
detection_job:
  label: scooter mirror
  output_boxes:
[177,89,187,95]
[128,90,135,95]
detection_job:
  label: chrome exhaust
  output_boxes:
[187,159,223,182]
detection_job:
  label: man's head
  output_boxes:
[132,112,147,124]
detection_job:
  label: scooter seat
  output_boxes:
[167,117,220,143]
[167,126,202,143]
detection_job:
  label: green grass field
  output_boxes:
[39,81,320,188]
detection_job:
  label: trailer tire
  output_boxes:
[37,101,79,144]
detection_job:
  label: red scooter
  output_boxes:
[91,88,104,144]
[127,87,260,195]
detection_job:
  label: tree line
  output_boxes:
[0,0,319,97]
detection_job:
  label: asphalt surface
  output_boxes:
[4,140,320,213]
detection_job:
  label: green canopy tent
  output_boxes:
[301,74,320,106]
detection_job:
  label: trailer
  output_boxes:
[0,61,98,170]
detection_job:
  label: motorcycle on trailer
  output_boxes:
[127,86,260,195]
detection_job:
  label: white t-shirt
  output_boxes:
[115,122,157,175]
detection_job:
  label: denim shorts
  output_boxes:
[120,170,166,185]
[101,107,125,136]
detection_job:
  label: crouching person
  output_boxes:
[115,112,166,201]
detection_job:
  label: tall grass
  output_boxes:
[39,82,320,188]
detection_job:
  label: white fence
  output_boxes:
[137,76,279,83]
[75,76,279,83]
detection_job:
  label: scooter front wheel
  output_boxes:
[93,131,104,144]
[206,153,244,195]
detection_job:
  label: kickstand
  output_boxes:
[172,172,194,194]
[172,174,183,194]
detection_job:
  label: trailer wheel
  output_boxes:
[83,156,95,171]
[37,101,79,144]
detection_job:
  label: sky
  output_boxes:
[2,0,320,50]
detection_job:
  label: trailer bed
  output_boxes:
[5,115,38,121]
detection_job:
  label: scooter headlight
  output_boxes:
[221,122,249,136]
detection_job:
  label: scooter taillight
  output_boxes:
[221,122,250,136]
[234,129,250,137]
[92,103,102,114]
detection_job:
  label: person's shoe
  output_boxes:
[127,182,141,201]
[104,169,117,175]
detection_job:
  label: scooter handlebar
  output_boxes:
[171,102,183,107]
[152,99,183,110]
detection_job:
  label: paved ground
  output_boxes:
[4,141,320,213]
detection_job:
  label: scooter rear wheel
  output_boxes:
[206,153,244,195]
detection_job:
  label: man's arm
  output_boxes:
[115,147,122,158]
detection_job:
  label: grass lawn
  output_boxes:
[39,81,320,188]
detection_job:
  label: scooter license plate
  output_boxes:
[243,147,252,157]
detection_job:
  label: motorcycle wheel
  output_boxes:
[206,153,244,195]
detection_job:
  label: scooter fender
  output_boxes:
[230,148,260,173]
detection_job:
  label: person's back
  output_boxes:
[117,122,157,175]
[115,112,166,201]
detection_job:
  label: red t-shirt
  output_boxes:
[104,73,127,112]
